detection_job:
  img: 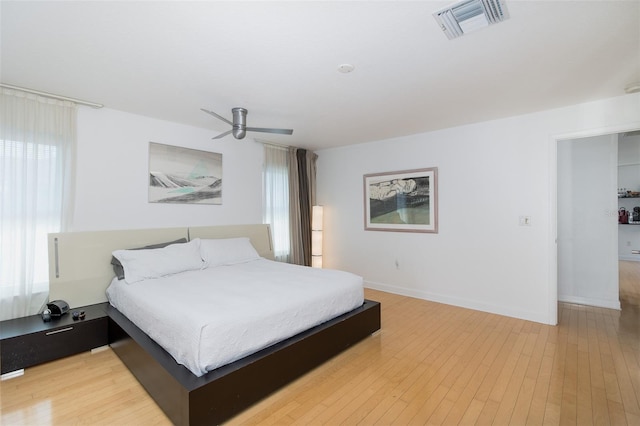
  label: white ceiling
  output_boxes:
[2,1,639,150]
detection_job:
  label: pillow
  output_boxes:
[199,237,260,268]
[112,238,203,284]
[111,238,188,280]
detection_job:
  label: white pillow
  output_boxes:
[112,238,204,284]
[199,237,260,268]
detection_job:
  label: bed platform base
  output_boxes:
[108,299,381,426]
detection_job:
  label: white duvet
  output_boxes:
[106,258,364,377]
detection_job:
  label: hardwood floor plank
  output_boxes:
[410,383,450,425]
[425,395,454,425]
[543,402,561,425]
[440,320,501,424]
[473,323,519,403]
[475,399,500,426]
[442,363,490,425]
[340,360,408,424]
[576,348,594,426]
[608,400,629,426]
[559,340,578,424]
[526,346,555,426]
[492,353,531,424]
[488,332,528,403]
[373,397,408,425]
[458,397,485,425]
[591,386,612,426]
[607,325,640,416]
[510,376,536,425]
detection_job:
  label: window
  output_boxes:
[0,141,59,294]
[263,144,291,262]
[0,89,76,320]
[262,144,317,266]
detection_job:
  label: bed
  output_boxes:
[48,224,381,425]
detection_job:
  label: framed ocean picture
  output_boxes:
[148,142,222,204]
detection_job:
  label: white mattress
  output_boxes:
[106,258,364,377]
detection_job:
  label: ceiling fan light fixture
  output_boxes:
[232,128,247,139]
[433,0,509,40]
[201,107,293,140]
[231,107,248,139]
[231,107,248,125]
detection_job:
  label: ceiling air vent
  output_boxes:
[433,0,509,40]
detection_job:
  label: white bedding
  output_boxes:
[106,258,364,377]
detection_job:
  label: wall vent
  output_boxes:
[433,0,509,40]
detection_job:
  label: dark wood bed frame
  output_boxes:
[47,224,381,425]
[108,299,381,425]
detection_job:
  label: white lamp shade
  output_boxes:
[312,230,323,256]
[312,205,324,231]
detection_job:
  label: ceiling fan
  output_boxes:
[201,107,294,140]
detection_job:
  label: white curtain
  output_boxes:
[263,144,291,262]
[0,89,77,320]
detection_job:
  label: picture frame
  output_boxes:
[148,142,223,204]
[363,167,438,233]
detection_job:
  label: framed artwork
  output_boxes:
[363,167,438,233]
[148,142,222,204]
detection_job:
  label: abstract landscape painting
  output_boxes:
[363,167,438,233]
[148,142,222,204]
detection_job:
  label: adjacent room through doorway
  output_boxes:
[557,129,640,313]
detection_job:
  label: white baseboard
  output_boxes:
[619,255,640,262]
[364,281,552,325]
[557,295,621,310]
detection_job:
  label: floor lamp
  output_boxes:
[312,205,323,268]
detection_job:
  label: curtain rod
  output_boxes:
[0,83,104,109]
[254,138,292,149]
[256,139,317,153]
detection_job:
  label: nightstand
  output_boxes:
[0,302,109,375]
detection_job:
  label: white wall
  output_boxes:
[557,135,619,309]
[316,93,640,325]
[72,107,264,231]
[618,133,640,260]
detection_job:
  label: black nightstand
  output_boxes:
[0,302,109,375]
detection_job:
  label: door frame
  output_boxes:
[549,122,640,324]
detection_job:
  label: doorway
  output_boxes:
[556,129,640,313]
[557,134,620,310]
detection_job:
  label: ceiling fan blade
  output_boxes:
[201,108,232,126]
[212,130,233,139]
[246,127,294,136]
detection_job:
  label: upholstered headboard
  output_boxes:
[48,224,274,309]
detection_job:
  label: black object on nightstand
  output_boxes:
[0,302,109,375]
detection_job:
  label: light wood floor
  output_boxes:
[620,260,640,306]
[1,289,639,425]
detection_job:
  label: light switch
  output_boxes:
[519,216,532,226]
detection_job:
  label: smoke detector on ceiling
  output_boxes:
[433,0,509,40]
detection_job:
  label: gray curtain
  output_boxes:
[288,148,317,266]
